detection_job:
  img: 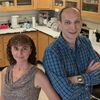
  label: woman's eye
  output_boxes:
[23,46,30,51]
[14,47,18,50]
[23,48,27,51]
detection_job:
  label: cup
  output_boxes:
[32,17,36,27]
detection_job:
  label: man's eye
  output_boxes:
[65,21,71,25]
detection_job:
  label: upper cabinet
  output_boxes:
[52,0,65,10]
[0,0,34,11]
[81,0,100,19]
[34,0,52,10]
[65,0,80,9]
[0,0,100,19]
[52,0,81,10]
[16,0,34,10]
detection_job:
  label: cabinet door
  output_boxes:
[0,0,16,11]
[3,33,16,66]
[81,0,100,19]
[35,0,52,9]
[66,0,81,9]
[25,31,38,57]
[48,36,56,44]
[52,0,65,10]
[37,32,49,61]
[0,0,34,11]
[25,32,37,49]
[0,36,4,67]
[16,0,34,10]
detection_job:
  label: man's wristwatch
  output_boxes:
[77,75,84,84]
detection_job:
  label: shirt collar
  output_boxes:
[58,33,82,51]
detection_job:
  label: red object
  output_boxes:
[0,25,9,29]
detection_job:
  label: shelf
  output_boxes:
[83,2,98,5]
[67,0,78,2]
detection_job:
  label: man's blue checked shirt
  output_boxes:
[43,34,100,100]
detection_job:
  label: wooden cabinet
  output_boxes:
[52,0,81,10]
[0,0,53,11]
[81,0,100,19]
[66,0,80,9]
[24,31,38,58]
[52,0,65,10]
[34,0,52,10]
[0,36,4,67]
[48,36,56,45]
[37,31,56,61]
[16,0,34,10]
[37,31,49,61]
[0,0,34,11]
[3,33,16,66]
[24,31,38,51]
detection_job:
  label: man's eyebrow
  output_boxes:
[63,19,70,21]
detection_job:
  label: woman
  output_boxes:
[0,34,60,100]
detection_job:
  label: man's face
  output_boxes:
[59,8,82,42]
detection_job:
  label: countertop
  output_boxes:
[0,26,99,54]
[34,26,60,38]
[0,26,60,38]
[89,30,100,54]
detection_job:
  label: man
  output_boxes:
[43,7,100,100]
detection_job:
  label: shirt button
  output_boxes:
[86,97,88,99]
[86,87,88,90]
[86,84,88,86]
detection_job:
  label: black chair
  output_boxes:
[0,66,7,71]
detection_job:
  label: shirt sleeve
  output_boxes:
[82,37,100,86]
[83,38,100,86]
[43,49,85,100]
[83,69,100,86]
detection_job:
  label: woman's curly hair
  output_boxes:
[7,34,37,65]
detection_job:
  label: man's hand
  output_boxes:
[68,76,79,84]
[86,60,100,73]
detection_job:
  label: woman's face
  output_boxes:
[11,44,32,63]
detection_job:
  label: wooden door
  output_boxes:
[3,33,16,66]
[37,32,49,61]
[48,36,56,45]
[81,0,100,19]
[35,0,52,9]
[0,36,4,67]
[25,31,38,58]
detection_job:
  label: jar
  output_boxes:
[5,2,10,7]
[9,1,14,6]
[24,23,31,29]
